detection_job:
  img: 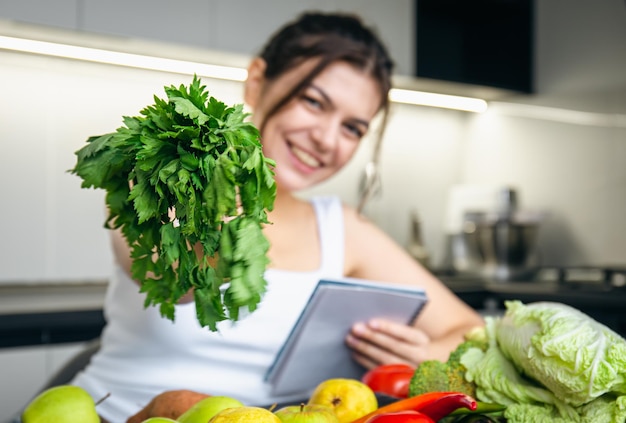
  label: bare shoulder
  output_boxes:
[342,203,450,289]
[341,203,414,279]
[342,202,484,338]
[341,203,388,250]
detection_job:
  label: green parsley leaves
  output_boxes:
[70,76,276,331]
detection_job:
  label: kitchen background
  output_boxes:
[0,0,625,419]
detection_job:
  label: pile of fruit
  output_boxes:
[21,378,481,423]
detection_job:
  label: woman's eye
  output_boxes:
[344,123,365,139]
[303,95,323,109]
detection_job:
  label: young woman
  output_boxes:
[70,11,484,422]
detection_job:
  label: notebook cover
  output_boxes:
[265,277,428,396]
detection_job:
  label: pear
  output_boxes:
[274,403,339,422]
[308,379,378,423]
[22,385,99,423]
[178,395,244,423]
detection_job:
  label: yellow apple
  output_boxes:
[275,403,339,422]
[209,406,281,422]
[21,385,99,423]
[307,378,378,423]
[178,395,244,423]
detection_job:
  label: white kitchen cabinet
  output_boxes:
[0,0,79,28]
[0,0,415,75]
[0,342,87,422]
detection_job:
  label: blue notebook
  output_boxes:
[264,277,428,396]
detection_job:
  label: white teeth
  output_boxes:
[291,145,321,168]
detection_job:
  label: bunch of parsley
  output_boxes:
[70,76,276,331]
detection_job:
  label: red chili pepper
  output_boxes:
[361,364,416,398]
[364,410,435,423]
[350,391,477,423]
[416,394,479,422]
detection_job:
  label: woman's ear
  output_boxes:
[244,57,267,108]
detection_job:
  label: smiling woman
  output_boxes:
[61,11,484,423]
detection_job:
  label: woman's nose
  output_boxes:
[312,117,341,152]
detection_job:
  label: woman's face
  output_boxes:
[247,59,383,192]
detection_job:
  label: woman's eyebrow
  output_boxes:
[310,85,371,128]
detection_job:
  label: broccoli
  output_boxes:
[408,359,450,396]
[446,360,478,397]
[408,340,489,398]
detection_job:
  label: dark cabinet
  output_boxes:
[415,0,534,93]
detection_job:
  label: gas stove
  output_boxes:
[435,266,626,336]
[534,266,626,288]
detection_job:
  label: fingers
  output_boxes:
[368,319,430,345]
[346,319,430,367]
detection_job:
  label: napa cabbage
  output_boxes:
[502,395,626,423]
[462,318,579,421]
[495,301,626,407]
[460,301,626,422]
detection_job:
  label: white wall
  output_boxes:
[0,51,245,282]
[0,0,625,284]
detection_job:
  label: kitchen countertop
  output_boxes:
[439,275,626,337]
[441,276,626,308]
[0,281,108,315]
[0,281,108,348]
[1,276,625,349]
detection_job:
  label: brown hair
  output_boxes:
[257,11,394,148]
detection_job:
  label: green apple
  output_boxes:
[140,419,178,423]
[274,404,339,423]
[177,395,244,423]
[22,385,99,423]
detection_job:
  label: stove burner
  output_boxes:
[535,266,626,291]
[437,265,626,338]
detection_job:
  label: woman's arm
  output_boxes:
[110,228,133,276]
[108,227,196,303]
[342,206,484,368]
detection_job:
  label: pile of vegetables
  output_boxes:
[408,300,626,422]
[70,76,276,331]
[353,391,478,423]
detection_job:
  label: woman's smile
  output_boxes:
[288,141,323,171]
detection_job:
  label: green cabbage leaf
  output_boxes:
[501,394,626,423]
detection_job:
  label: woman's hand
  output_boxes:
[346,319,432,369]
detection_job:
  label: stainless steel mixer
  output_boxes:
[462,209,545,281]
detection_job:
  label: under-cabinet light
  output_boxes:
[0,35,248,82]
[0,34,488,113]
[389,88,489,113]
[488,101,626,127]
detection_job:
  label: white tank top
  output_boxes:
[72,196,345,423]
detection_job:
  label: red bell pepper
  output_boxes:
[364,410,435,423]
[350,391,477,423]
[361,364,416,398]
